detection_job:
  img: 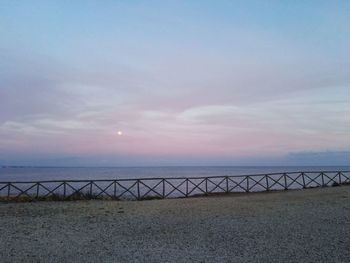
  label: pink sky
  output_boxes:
[1,1,350,165]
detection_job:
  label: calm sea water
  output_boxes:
[1,166,350,182]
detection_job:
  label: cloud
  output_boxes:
[1,15,350,166]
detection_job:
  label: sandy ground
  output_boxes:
[1,186,350,263]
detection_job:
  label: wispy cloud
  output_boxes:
[1,1,350,165]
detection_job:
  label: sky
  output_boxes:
[1,0,350,166]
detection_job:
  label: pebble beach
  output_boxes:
[1,186,350,262]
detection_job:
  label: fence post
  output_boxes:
[226,176,229,193]
[7,183,10,200]
[265,175,269,191]
[63,182,66,199]
[137,180,140,200]
[36,183,40,199]
[205,178,208,195]
[283,173,287,190]
[90,181,93,198]
[246,176,249,192]
[113,180,117,199]
[321,173,325,186]
[162,179,165,198]
[338,172,342,185]
[302,173,306,188]
[186,179,189,197]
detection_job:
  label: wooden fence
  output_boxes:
[1,171,350,201]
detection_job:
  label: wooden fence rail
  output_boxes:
[1,171,350,202]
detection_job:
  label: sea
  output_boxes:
[1,166,350,182]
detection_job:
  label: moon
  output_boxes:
[117,131,123,136]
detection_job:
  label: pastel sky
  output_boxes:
[1,1,350,166]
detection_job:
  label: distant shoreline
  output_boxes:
[2,165,350,169]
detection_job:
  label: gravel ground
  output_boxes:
[1,186,350,263]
